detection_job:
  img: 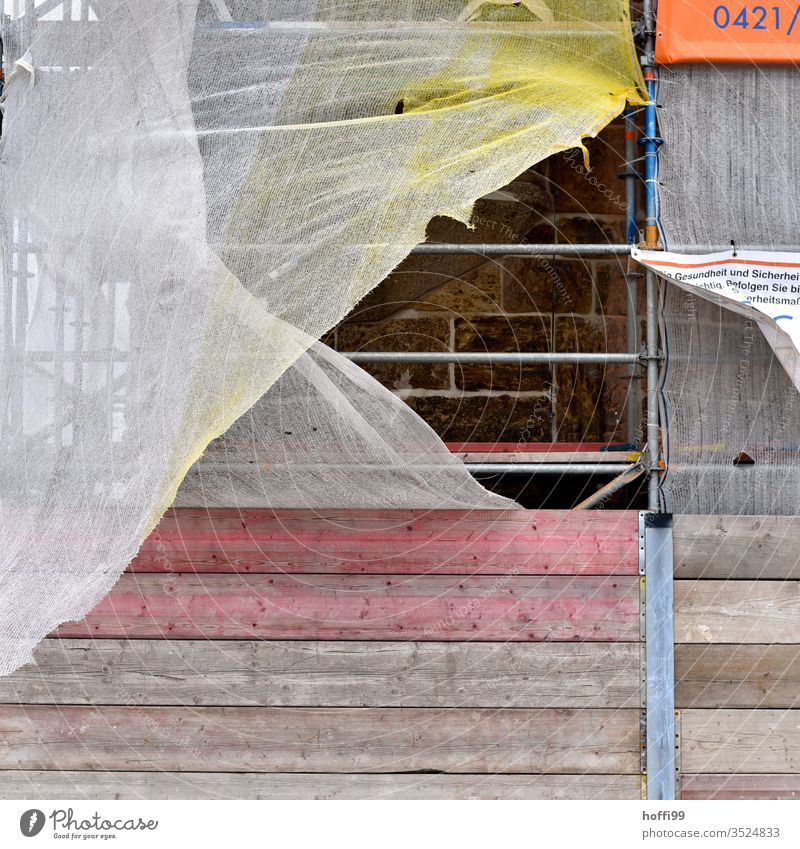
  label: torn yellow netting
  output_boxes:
[0,0,644,674]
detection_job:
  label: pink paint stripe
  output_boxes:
[54,574,640,642]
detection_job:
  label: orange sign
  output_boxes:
[656,2,800,63]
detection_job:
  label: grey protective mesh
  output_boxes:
[657,65,800,514]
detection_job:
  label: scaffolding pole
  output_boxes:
[468,463,634,475]
[344,352,642,365]
[641,0,662,513]
[645,269,660,511]
[623,106,641,446]
[410,243,630,256]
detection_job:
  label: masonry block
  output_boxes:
[337,316,451,390]
[454,316,550,392]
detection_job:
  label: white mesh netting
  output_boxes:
[0,0,644,674]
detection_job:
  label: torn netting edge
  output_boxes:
[0,0,645,673]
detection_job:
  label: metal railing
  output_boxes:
[409,243,631,256]
[344,352,643,365]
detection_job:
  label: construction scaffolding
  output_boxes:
[0,3,662,507]
[13,0,800,808]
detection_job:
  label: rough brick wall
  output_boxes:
[332,119,646,452]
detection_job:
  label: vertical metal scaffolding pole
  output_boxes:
[646,269,660,510]
[624,107,640,446]
[640,1,674,801]
[642,0,661,512]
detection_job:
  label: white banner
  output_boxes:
[633,248,800,390]
[1,800,799,848]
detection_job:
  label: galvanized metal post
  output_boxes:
[640,511,676,800]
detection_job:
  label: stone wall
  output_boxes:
[332,119,646,454]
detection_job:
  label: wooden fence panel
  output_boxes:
[676,645,800,709]
[682,710,800,774]
[0,771,642,801]
[2,507,642,800]
[134,509,639,576]
[54,574,640,642]
[675,581,800,644]
[674,516,800,580]
[681,774,800,800]
[0,706,640,774]
[675,517,800,796]
[0,640,640,709]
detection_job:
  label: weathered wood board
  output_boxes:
[0,706,639,774]
[675,581,800,644]
[674,516,800,580]
[0,640,640,708]
[133,509,639,575]
[682,710,800,773]
[676,518,800,797]
[676,645,800,709]
[54,574,639,642]
[681,774,800,800]
[3,506,645,798]
[0,771,641,800]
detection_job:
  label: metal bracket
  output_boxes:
[638,135,664,148]
[573,450,650,510]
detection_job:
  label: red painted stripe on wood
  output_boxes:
[681,775,800,800]
[53,574,639,641]
[131,509,639,576]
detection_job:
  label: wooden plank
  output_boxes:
[682,710,800,773]
[677,645,800,708]
[0,771,641,800]
[0,640,640,708]
[53,574,639,642]
[132,508,638,575]
[674,515,800,579]
[681,774,800,800]
[675,581,800,644]
[0,707,639,773]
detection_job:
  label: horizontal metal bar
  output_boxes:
[201,22,622,36]
[411,243,631,257]
[667,244,800,254]
[344,352,642,365]
[193,461,640,475]
[467,463,634,475]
